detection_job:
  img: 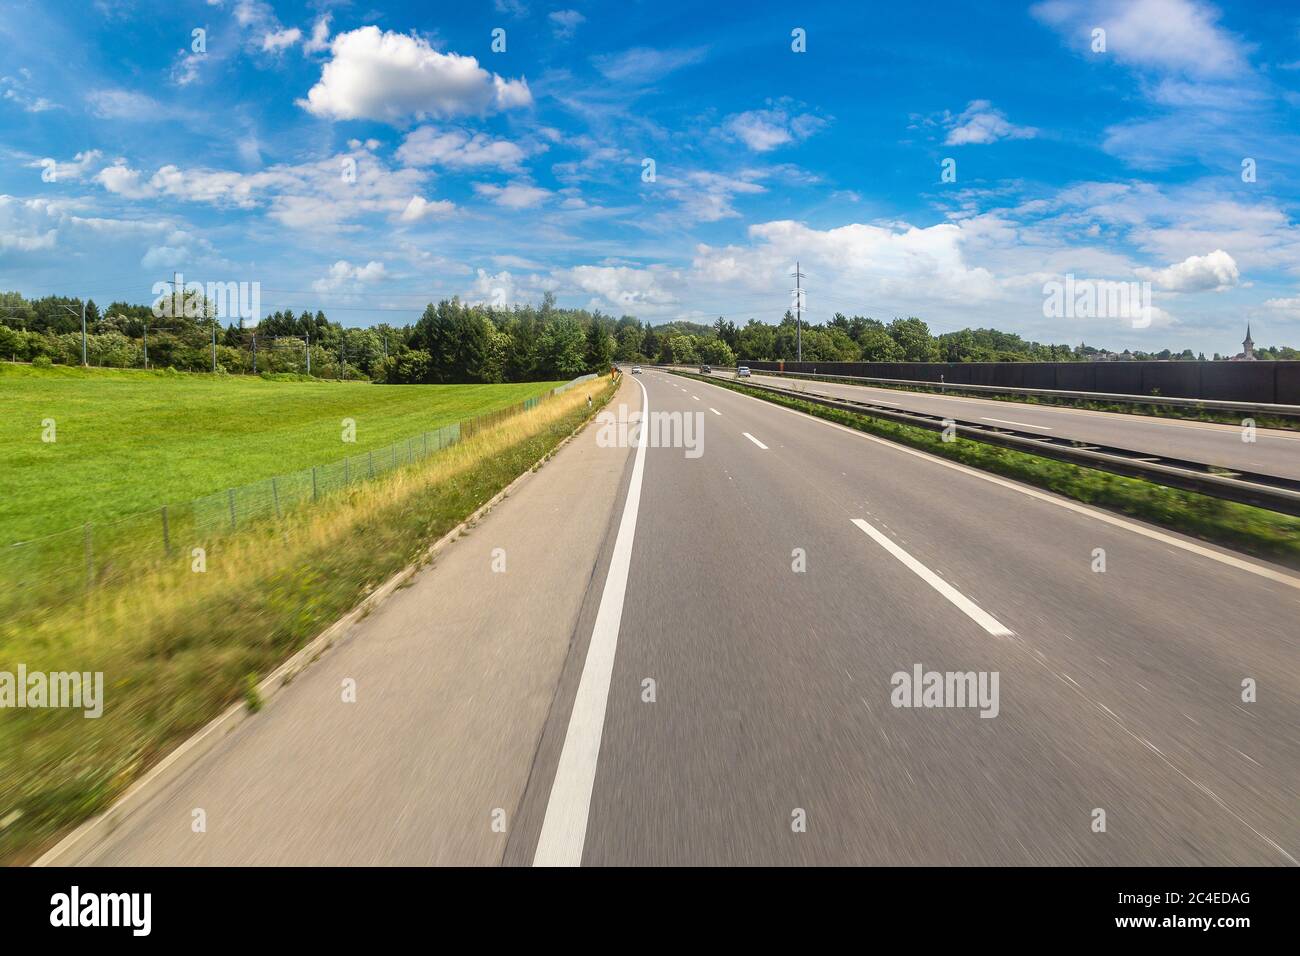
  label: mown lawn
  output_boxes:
[0,364,562,544]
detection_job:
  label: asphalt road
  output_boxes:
[517,369,1298,865]
[677,366,1300,480]
[77,369,1298,866]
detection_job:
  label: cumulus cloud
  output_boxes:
[97,161,158,199]
[567,264,678,312]
[312,259,388,292]
[473,180,550,209]
[943,100,1037,145]
[724,108,827,152]
[396,127,526,170]
[1136,249,1240,291]
[299,27,533,123]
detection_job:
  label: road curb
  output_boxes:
[33,381,619,867]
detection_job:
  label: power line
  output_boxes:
[790,261,807,362]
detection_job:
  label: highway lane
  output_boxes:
[522,368,1299,865]
[678,367,1300,480]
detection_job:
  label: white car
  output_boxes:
[631,365,642,374]
[736,366,751,377]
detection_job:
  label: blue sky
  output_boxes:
[1,0,1299,352]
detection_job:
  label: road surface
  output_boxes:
[683,366,1300,480]
[81,370,1299,866]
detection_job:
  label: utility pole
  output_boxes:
[211,320,217,372]
[790,261,806,362]
[305,330,311,375]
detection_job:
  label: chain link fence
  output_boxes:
[1,374,599,616]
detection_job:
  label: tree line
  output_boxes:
[3,289,1295,383]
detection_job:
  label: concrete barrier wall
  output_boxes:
[746,360,1300,404]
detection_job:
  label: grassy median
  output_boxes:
[0,374,616,865]
[682,372,1300,567]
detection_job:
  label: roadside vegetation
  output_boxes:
[679,372,1300,567]
[0,374,617,865]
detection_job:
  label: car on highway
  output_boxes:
[737,366,751,377]
[631,365,642,374]
[699,364,711,374]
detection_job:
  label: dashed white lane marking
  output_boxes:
[851,518,1013,637]
[709,408,721,416]
[982,417,1051,430]
[742,432,769,449]
[692,395,700,401]
[533,376,649,867]
[693,374,1300,590]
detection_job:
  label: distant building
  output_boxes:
[1229,324,1257,361]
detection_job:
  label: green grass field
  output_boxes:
[0,363,564,545]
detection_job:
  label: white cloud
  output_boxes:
[396,127,526,170]
[171,49,205,86]
[567,264,678,313]
[261,27,302,53]
[1031,0,1248,79]
[724,108,827,152]
[299,27,533,124]
[473,180,550,209]
[28,150,103,182]
[660,171,766,223]
[943,100,1037,146]
[399,195,456,221]
[549,10,585,40]
[86,89,161,120]
[591,46,708,84]
[302,14,331,55]
[96,161,158,199]
[312,259,388,292]
[1136,249,1240,291]
[1,74,59,112]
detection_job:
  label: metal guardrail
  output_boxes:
[663,368,1300,517]
[731,367,1300,417]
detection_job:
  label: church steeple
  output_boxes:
[1241,324,1255,360]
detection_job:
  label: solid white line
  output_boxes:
[709,408,721,416]
[851,519,1014,637]
[685,373,1300,590]
[533,376,649,867]
[743,432,768,449]
[982,417,1051,430]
